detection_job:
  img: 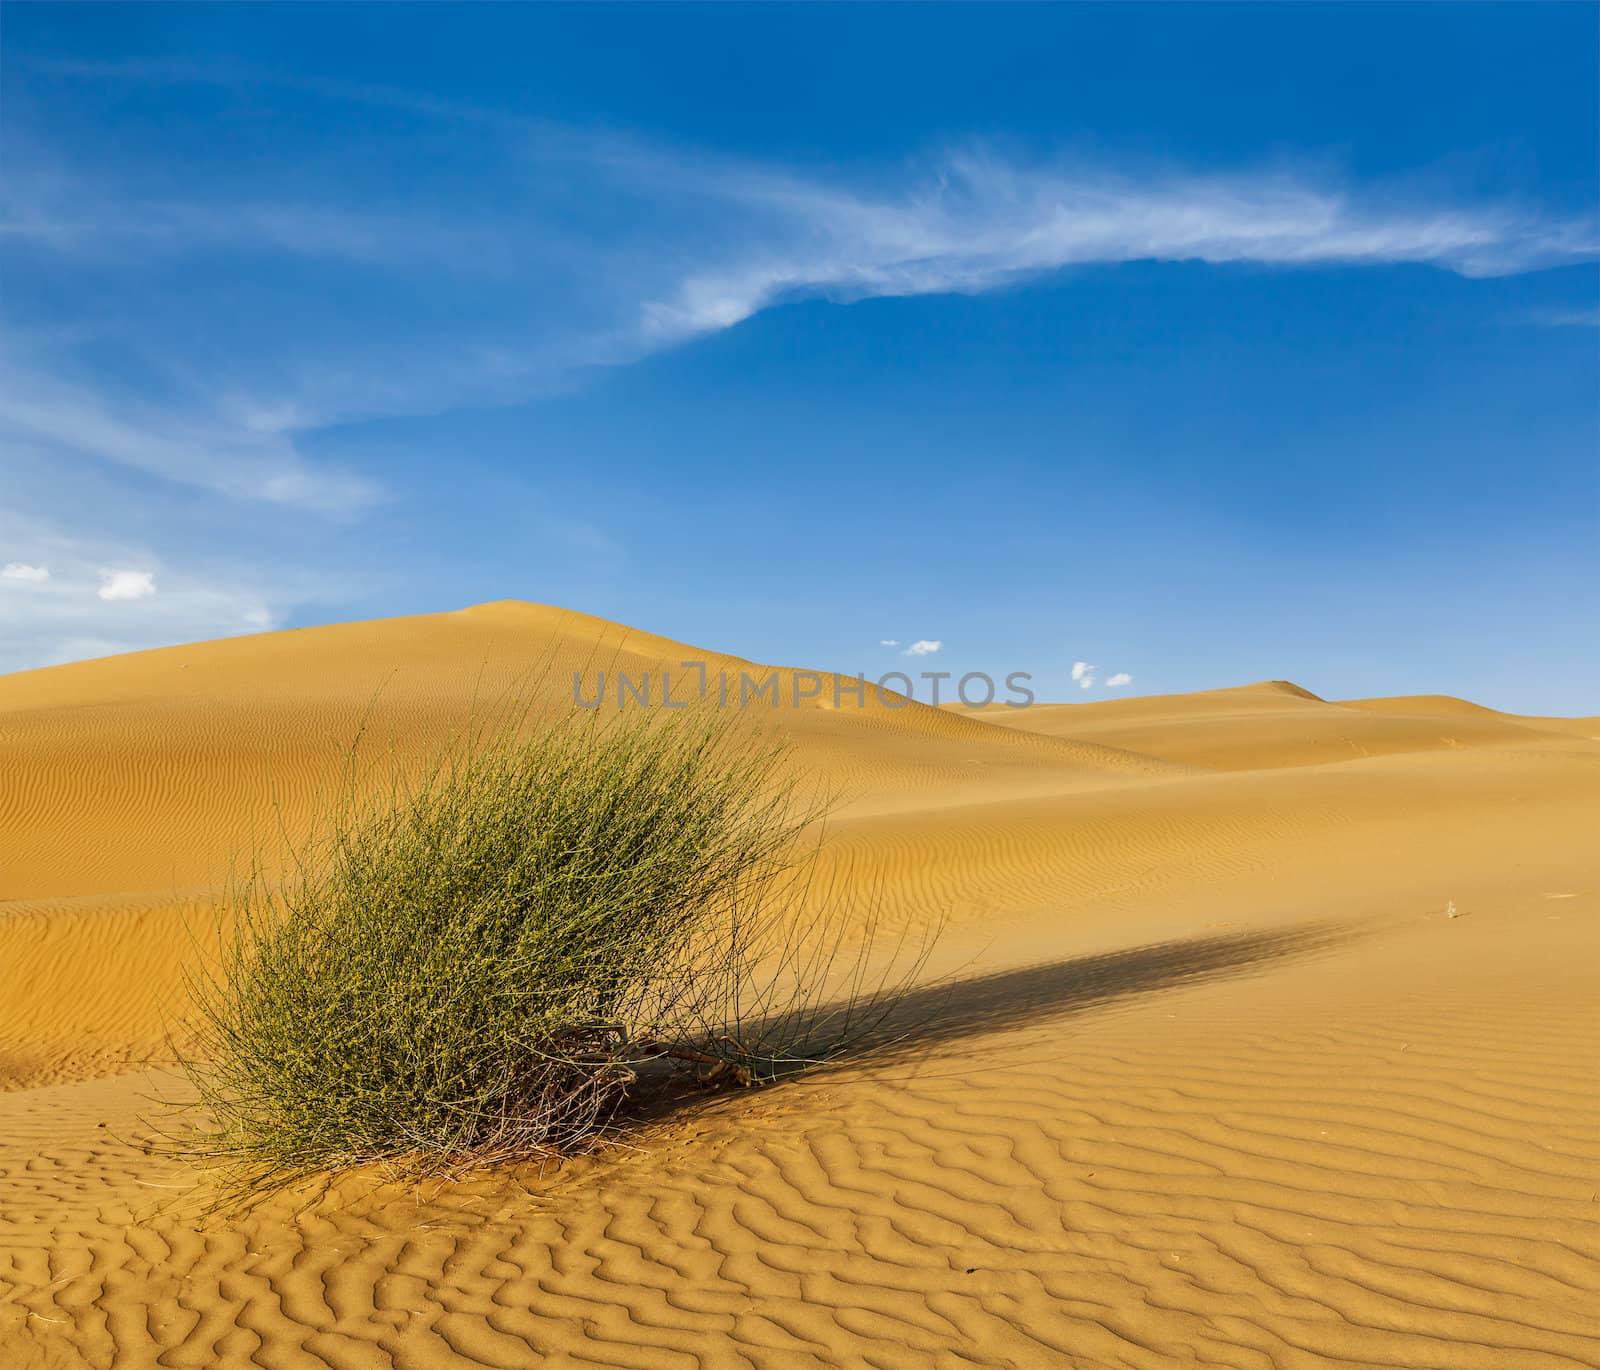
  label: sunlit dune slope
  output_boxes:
[3,602,1597,1368]
[1340,691,1600,739]
[0,600,1173,904]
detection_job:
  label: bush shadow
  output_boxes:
[628,919,1349,1123]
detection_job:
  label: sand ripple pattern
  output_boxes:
[3,919,1598,1367]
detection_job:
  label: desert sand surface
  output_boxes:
[2,600,1597,1368]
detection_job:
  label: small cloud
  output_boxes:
[2,562,50,583]
[879,638,899,647]
[1106,672,1132,687]
[1072,660,1096,689]
[903,639,941,657]
[243,607,275,629]
[98,568,156,602]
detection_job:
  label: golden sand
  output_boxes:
[2,602,1596,1367]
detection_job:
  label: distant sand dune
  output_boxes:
[2,603,1596,1367]
[952,679,1592,769]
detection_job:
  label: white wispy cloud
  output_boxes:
[0,358,379,514]
[6,75,1595,503]
[8,102,1594,382]
[903,639,941,657]
[879,638,899,647]
[1106,672,1132,687]
[1,562,50,583]
[33,59,1593,297]
[1528,305,1600,328]
[638,154,1599,343]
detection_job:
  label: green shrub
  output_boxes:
[180,704,918,1193]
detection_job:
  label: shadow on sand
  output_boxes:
[867,920,1342,1055]
[631,918,1349,1117]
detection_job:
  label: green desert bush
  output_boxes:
[180,704,923,1193]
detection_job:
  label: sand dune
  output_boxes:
[2,602,1596,1367]
[1338,693,1600,741]
[951,680,1590,770]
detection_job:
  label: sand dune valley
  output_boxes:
[1,598,1597,1370]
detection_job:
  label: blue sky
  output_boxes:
[2,3,1596,712]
